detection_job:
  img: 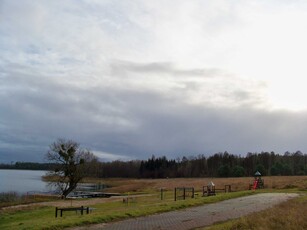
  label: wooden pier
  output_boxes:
[68,191,121,198]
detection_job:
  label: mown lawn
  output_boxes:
[0,190,255,230]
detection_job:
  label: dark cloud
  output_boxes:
[2,61,307,163]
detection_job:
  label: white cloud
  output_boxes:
[92,150,132,162]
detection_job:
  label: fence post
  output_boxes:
[160,188,163,200]
[192,187,195,198]
[174,188,177,201]
[55,207,58,218]
[183,187,186,200]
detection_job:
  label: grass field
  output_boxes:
[1,176,307,230]
[101,175,307,193]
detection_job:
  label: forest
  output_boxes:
[2,151,307,178]
[92,151,307,178]
[0,162,56,170]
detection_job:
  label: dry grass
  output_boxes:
[205,195,307,230]
[101,176,307,193]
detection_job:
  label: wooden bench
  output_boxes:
[55,206,91,217]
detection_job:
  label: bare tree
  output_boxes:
[46,139,97,198]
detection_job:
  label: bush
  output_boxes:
[218,165,231,177]
[232,166,245,177]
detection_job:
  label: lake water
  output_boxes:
[0,169,51,194]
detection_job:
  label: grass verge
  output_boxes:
[201,191,307,230]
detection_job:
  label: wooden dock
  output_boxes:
[68,191,121,198]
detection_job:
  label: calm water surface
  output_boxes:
[0,169,51,194]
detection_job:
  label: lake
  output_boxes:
[0,169,51,194]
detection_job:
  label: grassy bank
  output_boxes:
[201,192,307,230]
[0,192,59,209]
[0,190,255,230]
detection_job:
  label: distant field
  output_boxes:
[100,175,307,193]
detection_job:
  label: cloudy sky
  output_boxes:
[2,0,307,163]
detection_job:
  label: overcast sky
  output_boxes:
[2,0,307,163]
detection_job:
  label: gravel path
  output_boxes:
[71,193,298,230]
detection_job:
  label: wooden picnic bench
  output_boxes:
[55,206,91,217]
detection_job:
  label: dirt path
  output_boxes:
[1,194,152,211]
[1,197,121,211]
[70,193,298,230]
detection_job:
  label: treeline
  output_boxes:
[90,151,307,178]
[0,162,56,170]
[2,151,307,178]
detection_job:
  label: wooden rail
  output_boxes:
[202,185,231,196]
[174,187,194,201]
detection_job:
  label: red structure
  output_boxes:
[250,171,264,190]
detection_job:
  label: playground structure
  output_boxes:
[202,181,232,196]
[203,181,216,196]
[250,171,264,190]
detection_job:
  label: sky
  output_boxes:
[2,0,307,163]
